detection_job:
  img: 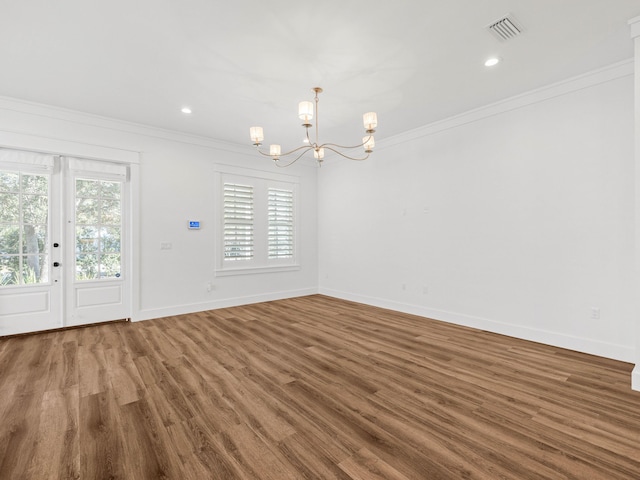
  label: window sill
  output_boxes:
[214,264,300,277]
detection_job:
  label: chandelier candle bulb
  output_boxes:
[269,144,281,159]
[298,101,314,125]
[363,112,378,131]
[363,135,375,152]
[250,126,264,145]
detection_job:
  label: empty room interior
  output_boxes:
[1,1,640,479]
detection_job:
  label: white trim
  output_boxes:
[319,288,636,363]
[633,14,640,393]
[0,130,139,164]
[629,15,640,39]
[133,287,317,321]
[214,165,300,276]
[215,264,301,277]
[129,163,141,324]
[0,95,258,157]
[214,163,300,183]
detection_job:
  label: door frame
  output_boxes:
[0,134,140,333]
[63,157,133,327]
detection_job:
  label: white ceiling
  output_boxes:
[0,0,638,150]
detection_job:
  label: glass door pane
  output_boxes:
[0,170,49,286]
[74,178,122,281]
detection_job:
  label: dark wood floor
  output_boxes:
[1,295,639,479]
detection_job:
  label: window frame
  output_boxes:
[214,165,300,277]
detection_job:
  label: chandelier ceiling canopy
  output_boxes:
[250,87,377,167]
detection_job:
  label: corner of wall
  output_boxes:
[631,14,640,392]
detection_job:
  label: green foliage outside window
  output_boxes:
[0,171,49,286]
[75,179,122,280]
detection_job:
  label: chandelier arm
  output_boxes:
[321,142,365,150]
[279,145,315,157]
[321,133,374,150]
[255,144,314,158]
[323,146,371,162]
[254,147,277,157]
[273,148,313,168]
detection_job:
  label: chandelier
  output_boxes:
[250,87,377,167]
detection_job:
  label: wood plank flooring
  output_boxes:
[1,294,639,479]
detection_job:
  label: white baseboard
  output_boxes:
[632,365,640,392]
[132,286,637,380]
[133,287,317,322]
[318,288,635,363]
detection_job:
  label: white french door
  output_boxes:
[0,150,61,334]
[0,149,131,336]
[64,157,131,327]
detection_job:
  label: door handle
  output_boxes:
[53,262,61,267]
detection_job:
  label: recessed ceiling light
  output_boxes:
[484,57,501,67]
[181,107,192,114]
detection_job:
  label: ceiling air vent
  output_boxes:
[486,14,523,41]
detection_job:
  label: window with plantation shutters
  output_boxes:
[215,166,299,276]
[268,188,294,259]
[223,183,254,261]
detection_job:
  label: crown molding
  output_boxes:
[0,95,252,156]
[0,58,633,160]
[376,59,634,152]
[629,15,640,39]
[0,129,140,164]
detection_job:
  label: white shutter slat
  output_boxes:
[224,183,254,261]
[268,188,294,259]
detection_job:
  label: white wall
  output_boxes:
[0,59,636,380]
[319,61,636,363]
[0,97,319,321]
